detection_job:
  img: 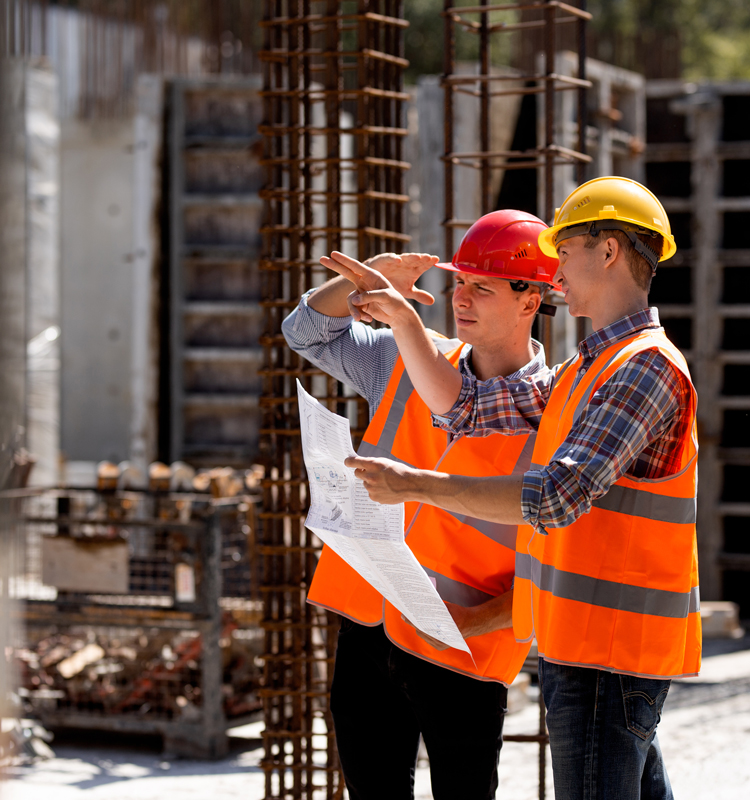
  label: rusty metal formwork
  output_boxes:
[258,3,408,798]
[441,0,592,352]
[643,83,750,618]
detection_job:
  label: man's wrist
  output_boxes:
[387,302,422,333]
[404,468,443,505]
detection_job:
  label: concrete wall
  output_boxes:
[59,118,136,464]
[26,66,61,486]
[0,61,28,481]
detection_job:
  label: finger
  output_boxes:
[320,255,359,283]
[329,251,373,278]
[408,288,435,306]
[344,456,374,470]
[346,291,364,322]
[401,253,439,269]
[351,289,395,307]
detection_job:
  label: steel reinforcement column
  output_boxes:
[258,4,408,798]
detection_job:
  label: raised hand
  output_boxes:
[319,252,418,326]
[320,251,436,323]
[363,252,437,306]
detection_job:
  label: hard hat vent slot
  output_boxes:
[573,196,591,211]
[513,248,528,260]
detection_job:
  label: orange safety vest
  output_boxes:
[307,343,534,684]
[513,328,701,679]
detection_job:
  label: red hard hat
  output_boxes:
[436,209,560,289]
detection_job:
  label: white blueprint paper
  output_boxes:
[297,380,471,654]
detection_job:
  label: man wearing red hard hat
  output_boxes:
[282,209,559,800]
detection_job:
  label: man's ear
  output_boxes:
[522,289,542,318]
[602,236,620,268]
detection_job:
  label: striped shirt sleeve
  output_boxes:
[281,290,401,414]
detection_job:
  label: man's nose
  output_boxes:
[453,285,470,306]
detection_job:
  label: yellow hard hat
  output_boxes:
[538,176,677,271]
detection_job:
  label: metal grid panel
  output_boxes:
[167,77,265,467]
[644,82,750,616]
[441,6,590,798]
[258,3,407,798]
[13,487,263,758]
[538,51,646,365]
[0,0,262,120]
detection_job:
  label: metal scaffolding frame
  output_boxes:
[258,3,408,798]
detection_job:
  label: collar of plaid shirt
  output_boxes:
[577,307,661,365]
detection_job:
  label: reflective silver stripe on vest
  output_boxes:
[442,511,518,549]
[571,345,635,424]
[373,368,416,455]
[516,553,700,619]
[422,566,496,608]
[514,434,536,475]
[591,484,697,524]
[549,355,579,396]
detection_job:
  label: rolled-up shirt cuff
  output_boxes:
[430,372,476,432]
[521,470,546,533]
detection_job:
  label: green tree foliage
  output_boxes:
[405,0,750,82]
[403,1,517,85]
[676,0,750,80]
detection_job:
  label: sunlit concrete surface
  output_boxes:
[4,637,749,800]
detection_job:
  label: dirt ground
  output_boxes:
[3,634,749,800]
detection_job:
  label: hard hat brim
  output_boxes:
[539,222,677,263]
[435,260,559,288]
[538,227,559,260]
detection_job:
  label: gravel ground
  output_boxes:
[3,636,749,800]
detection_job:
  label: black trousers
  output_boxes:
[330,620,508,800]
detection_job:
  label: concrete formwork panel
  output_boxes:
[59,118,136,464]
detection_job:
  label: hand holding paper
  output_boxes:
[297,380,472,654]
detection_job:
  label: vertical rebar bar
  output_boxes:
[479,5,490,214]
[576,0,587,186]
[442,0,455,335]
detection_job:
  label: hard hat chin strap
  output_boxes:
[556,221,660,273]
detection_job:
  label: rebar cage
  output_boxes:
[441,0,592,348]
[258,3,408,798]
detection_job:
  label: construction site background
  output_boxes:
[2,2,750,798]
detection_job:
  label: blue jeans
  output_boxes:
[330,620,507,800]
[539,658,674,800]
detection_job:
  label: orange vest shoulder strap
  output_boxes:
[363,341,464,448]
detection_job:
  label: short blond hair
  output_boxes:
[583,229,663,292]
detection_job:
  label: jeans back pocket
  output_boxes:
[619,675,671,740]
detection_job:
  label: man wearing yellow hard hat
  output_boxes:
[345,176,699,800]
